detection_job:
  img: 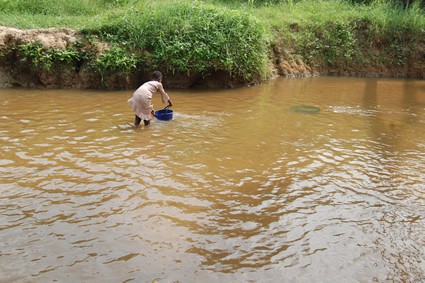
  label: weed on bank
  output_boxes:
[0,0,424,82]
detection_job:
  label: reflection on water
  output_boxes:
[1,77,424,282]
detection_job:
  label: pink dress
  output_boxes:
[128,81,170,120]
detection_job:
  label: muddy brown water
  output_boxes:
[1,77,424,282]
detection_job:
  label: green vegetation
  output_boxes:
[18,41,85,71]
[91,2,269,80]
[94,45,142,77]
[0,0,424,85]
[251,0,425,68]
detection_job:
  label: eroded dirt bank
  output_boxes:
[0,26,423,90]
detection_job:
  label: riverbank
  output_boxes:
[0,0,424,89]
[0,25,312,89]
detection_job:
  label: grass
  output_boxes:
[0,0,122,29]
[92,1,270,79]
[1,0,424,83]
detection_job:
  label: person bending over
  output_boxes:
[128,71,173,126]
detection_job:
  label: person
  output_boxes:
[128,71,173,126]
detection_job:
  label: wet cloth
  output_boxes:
[128,81,170,121]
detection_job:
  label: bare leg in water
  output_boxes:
[135,110,155,126]
[143,110,155,126]
[135,115,150,126]
[134,115,142,126]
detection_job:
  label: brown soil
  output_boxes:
[0,26,111,89]
[0,26,423,90]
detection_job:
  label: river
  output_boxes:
[1,77,424,282]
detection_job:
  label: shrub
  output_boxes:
[96,1,270,80]
[296,21,358,66]
[17,41,86,71]
[94,45,142,76]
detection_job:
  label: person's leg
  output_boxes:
[134,115,142,126]
[143,119,150,126]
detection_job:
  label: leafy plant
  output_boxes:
[18,42,53,70]
[389,37,408,66]
[97,2,270,80]
[296,21,358,66]
[18,41,86,71]
[94,45,141,76]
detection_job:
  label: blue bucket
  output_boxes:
[154,109,174,121]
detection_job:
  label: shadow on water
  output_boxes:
[363,78,422,150]
[359,78,425,280]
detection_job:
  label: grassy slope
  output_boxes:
[2,0,423,34]
[1,0,424,82]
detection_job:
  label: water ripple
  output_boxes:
[1,81,425,282]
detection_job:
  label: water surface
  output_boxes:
[1,77,425,282]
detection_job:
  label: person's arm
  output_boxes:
[157,83,173,107]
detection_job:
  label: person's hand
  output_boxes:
[167,100,173,108]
